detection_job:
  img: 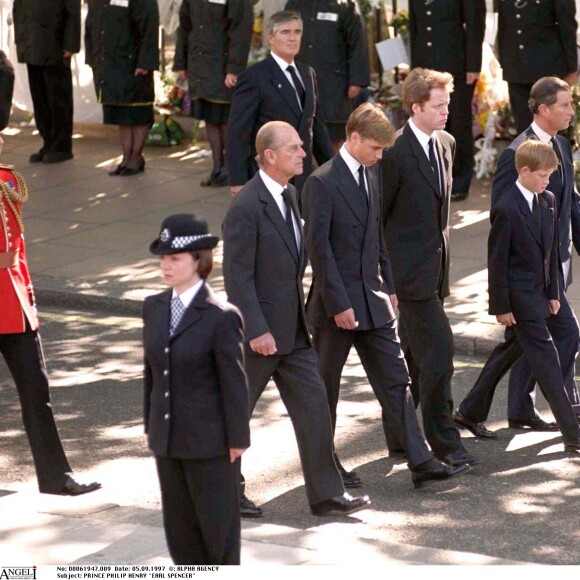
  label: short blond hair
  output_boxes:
[402,68,454,114]
[346,103,395,146]
[515,139,559,173]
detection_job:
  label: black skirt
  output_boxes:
[103,104,155,127]
[192,99,230,125]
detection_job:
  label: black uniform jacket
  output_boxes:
[285,0,370,123]
[226,54,334,191]
[409,0,486,79]
[495,0,577,84]
[488,186,559,321]
[173,0,253,102]
[381,123,455,301]
[13,0,80,66]
[85,0,160,104]
[302,154,395,330]
[143,283,250,459]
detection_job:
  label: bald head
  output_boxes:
[255,121,297,167]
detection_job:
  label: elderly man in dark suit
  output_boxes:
[302,103,471,488]
[381,68,478,466]
[226,10,334,195]
[495,0,577,134]
[222,120,370,518]
[12,0,80,163]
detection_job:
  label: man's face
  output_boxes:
[267,128,306,179]
[267,19,302,62]
[349,133,386,167]
[412,88,450,134]
[541,90,575,133]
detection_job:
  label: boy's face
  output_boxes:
[520,166,556,194]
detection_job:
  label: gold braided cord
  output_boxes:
[0,170,28,234]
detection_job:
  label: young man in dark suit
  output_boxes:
[456,141,580,451]
[226,10,334,195]
[381,68,477,466]
[222,121,370,517]
[301,103,471,489]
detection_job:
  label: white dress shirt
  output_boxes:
[173,278,204,308]
[270,50,305,110]
[516,180,538,213]
[408,118,442,178]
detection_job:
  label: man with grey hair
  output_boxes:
[226,10,334,196]
[223,120,370,518]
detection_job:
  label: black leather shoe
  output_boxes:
[119,166,140,176]
[240,494,263,518]
[439,449,481,467]
[508,416,558,431]
[42,151,73,164]
[334,454,362,488]
[411,460,471,489]
[564,438,580,452]
[388,448,407,460]
[451,191,469,202]
[210,167,228,188]
[108,163,126,176]
[29,149,47,163]
[453,410,497,439]
[311,493,370,516]
[201,167,220,187]
[43,475,101,496]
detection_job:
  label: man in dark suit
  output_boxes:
[495,0,577,134]
[226,10,334,195]
[302,103,471,488]
[454,77,580,437]
[381,68,477,466]
[13,0,80,163]
[409,0,486,201]
[284,0,369,146]
[456,140,580,451]
[222,121,370,517]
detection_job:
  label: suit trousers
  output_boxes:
[397,297,464,458]
[155,455,241,565]
[313,322,433,469]
[508,282,580,420]
[508,83,534,136]
[27,63,74,155]
[459,320,580,441]
[243,345,344,505]
[0,329,71,492]
[447,80,476,195]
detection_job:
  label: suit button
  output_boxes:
[165,391,170,398]
[517,30,522,34]
[519,45,524,50]
[164,347,169,353]
[426,10,431,15]
[436,248,442,254]
[164,413,170,420]
[163,369,169,376]
[516,14,521,18]
[426,27,432,31]
[427,42,432,47]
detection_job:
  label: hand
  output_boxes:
[229,448,247,463]
[224,73,238,89]
[389,294,398,310]
[563,71,577,87]
[230,185,243,196]
[334,308,358,330]
[549,300,560,316]
[63,50,74,58]
[347,85,362,100]
[176,70,188,81]
[134,68,149,76]
[466,72,480,85]
[496,312,517,326]
[249,332,277,355]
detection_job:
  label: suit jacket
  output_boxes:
[488,185,559,321]
[222,172,310,354]
[381,123,455,300]
[495,0,577,84]
[143,282,250,459]
[409,0,486,80]
[491,126,580,289]
[226,53,334,191]
[302,153,395,330]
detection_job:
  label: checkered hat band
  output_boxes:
[170,234,212,248]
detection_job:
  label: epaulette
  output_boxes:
[0,162,14,170]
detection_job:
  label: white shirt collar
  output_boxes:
[270,51,297,73]
[172,279,204,309]
[516,180,538,211]
[531,121,553,144]
[408,118,433,152]
[339,144,363,178]
[259,169,286,199]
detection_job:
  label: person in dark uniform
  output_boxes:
[144,214,250,565]
[174,0,253,188]
[85,0,159,176]
[284,0,370,147]
[495,0,577,135]
[12,0,80,164]
[409,0,486,201]
[0,51,100,496]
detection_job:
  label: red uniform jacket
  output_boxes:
[0,165,38,334]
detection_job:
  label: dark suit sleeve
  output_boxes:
[311,69,336,162]
[227,0,253,75]
[555,0,578,75]
[173,0,191,72]
[343,2,370,87]
[377,174,395,294]
[302,174,352,316]
[464,0,486,73]
[487,207,513,316]
[63,0,81,54]
[142,299,153,434]
[491,147,518,209]
[213,309,250,449]
[227,70,260,186]
[133,0,160,71]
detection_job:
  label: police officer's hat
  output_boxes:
[149,214,219,255]
[0,51,14,132]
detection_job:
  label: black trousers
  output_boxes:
[0,329,71,492]
[156,455,241,565]
[27,63,74,154]
[313,321,433,469]
[397,297,465,458]
[459,319,580,441]
[508,82,534,136]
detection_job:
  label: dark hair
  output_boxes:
[266,10,302,37]
[190,249,214,279]
[528,77,570,115]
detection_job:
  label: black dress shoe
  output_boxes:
[311,493,370,516]
[29,149,47,163]
[388,448,407,460]
[240,494,263,518]
[119,165,140,176]
[451,191,469,202]
[508,416,558,431]
[108,163,126,176]
[564,438,580,452]
[334,454,363,488]
[439,448,481,467]
[42,151,73,164]
[411,460,471,489]
[453,410,497,439]
[201,167,220,187]
[42,475,101,496]
[210,167,228,188]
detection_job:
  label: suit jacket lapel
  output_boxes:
[267,55,302,121]
[539,194,554,262]
[297,62,314,127]
[364,165,379,244]
[335,155,368,225]
[435,132,451,197]
[516,188,543,248]
[405,124,440,198]
[287,185,305,266]
[170,283,208,341]
[153,289,172,344]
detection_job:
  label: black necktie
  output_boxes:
[550,137,564,180]
[428,137,441,194]
[286,65,305,108]
[532,194,542,238]
[357,164,369,205]
[282,188,299,251]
